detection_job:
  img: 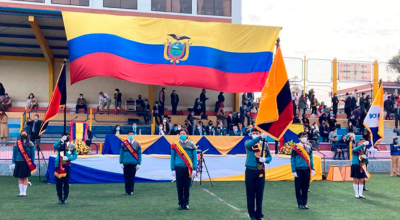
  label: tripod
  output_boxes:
[195,149,213,187]
[35,140,49,182]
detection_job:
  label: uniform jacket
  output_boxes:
[119,140,142,165]
[53,141,78,167]
[290,143,314,172]
[170,140,198,170]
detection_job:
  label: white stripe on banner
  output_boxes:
[364,105,382,128]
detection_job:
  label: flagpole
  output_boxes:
[63,59,67,156]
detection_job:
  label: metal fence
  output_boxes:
[27,109,89,122]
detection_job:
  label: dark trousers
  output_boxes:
[123,164,137,194]
[175,167,191,206]
[396,116,400,129]
[293,102,297,115]
[154,114,162,125]
[245,168,265,219]
[172,103,178,115]
[311,107,317,114]
[295,168,310,206]
[333,105,338,116]
[386,109,392,120]
[160,101,165,116]
[241,115,251,126]
[321,135,328,143]
[75,104,87,113]
[56,166,71,201]
[201,103,206,115]
[345,108,351,119]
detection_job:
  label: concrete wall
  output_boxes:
[1,60,235,111]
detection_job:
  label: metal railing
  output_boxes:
[93,110,151,125]
[27,109,89,122]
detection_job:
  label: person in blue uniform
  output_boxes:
[351,138,370,199]
[53,132,77,204]
[291,132,315,210]
[11,130,35,197]
[244,128,271,220]
[170,129,198,210]
[119,131,142,195]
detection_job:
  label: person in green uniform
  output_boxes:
[351,138,370,199]
[170,129,198,210]
[244,128,271,220]
[53,132,77,204]
[11,130,35,197]
[119,131,142,195]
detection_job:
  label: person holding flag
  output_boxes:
[291,132,315,210]
[119,131,142,195]
[11,130,35,197]
[244,128,271,220]
[170,129,198,210]
[350,138,370,199]
[53,132,77,204]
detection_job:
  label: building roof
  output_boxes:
[337,82,400,95]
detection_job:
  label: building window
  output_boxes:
[12,0,45,3]
[104,0,137,10]
[198,0,231,17]
[151,0,192,14]
[51,0,89,6]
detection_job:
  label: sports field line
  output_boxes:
[199,185,249,218]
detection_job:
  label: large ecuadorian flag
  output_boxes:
[39,63,67,136]
[255,46,293,140]
[62,12,281,92]
[364,83,384,146]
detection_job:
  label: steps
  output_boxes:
[7,118,20,138]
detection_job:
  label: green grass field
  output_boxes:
[0,174,399,220]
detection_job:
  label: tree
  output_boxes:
[388,50,400,82]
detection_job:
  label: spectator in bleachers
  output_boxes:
[292,114,300,124]
[114,89,122,112]
[318,112,328,126]
[205,120,215,135]
[200,89,208,115]
[346,121,356,134]
[141,99,151,123]
[328,127,337,143]
[365,95,371,111]
[351,93,357,112]
[159,87,166,116]
[170,90,179,115]
[170,124,179,135]
[319,120,329,143]
[242,93,249,107]
[132,123,139,135]
[237,122,246,135]
[337,135,347,160]
[384,96,394,120]
[332,93,339,116]
[26,93,38,110]
[194,122,206,136]
[390,138,400,177]
[136,95,144,108]
[75,94,87,114]
[217,108,227,127]
[26,114,42,142]
[359,108,367,133]
[0,83,4,96]
[157,123,166,135]
[114,125,122,135]
[215,124,226,136]
[153,101,162,125]
[177,124,183,132]
[311,122,319,133]
[298,94,307,119]
[348,114,357,130]
[193,98,202,116]
[331,135,340,160]
[97,91,111,114]
[311,96,317,115]
[359,93,366,113]
[227,112,234,133]
[249,103,258,122]
[233,112,241,126]
[217,92,225,110]
[247,93,254,109]
[353,106,361,123]
[229,125,242,136]
[245,125,253,136]
[292,92,298,116]
[310,128,320,150]
[301,114,310,130]
[317,102,326,115]
[343,93,352,119]
[0,111,9,145]
[167,117,173,131]
[184,120,193,135]
[162,116,171,134]
[394,104,400,129]
[328,115,337,130]
[0,93,11,111]
[240,104,251,126]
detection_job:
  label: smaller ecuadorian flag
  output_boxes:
[256,46,293,140]
[39,63,67,136]
[364,83,384,145]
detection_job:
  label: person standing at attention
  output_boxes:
[120,131,142,195]
[200,89,208,116]
[332,93,339,116]
[291,132,315,210]
[244,128,270,220]
[0,111,9,146]
[159,87,166,116]
[171,129,198,210]
[114,88,123,113]
[171,90,180,115]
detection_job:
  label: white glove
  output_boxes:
[362,155,367,159]
[171,171,176,177]
[60,136,67,142]
[62,156,68,161]
[363,141,369,146]
[10,164,15,170]
[192,170,197,177]
[292,172,298,178]
[261,133,267,139]
[311,170,315,176]
[259,157,266,163]
[136,165,140,171]
[120,164,124,169]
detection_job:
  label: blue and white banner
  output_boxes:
[363,84,384,145]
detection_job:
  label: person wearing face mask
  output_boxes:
[0,93,12,111]
[75,93,87,114]
[26,93,38,110]
[26,114,42,143]
[227,112,234,133]
[346,121,355,134]
[390,138,400,177]
[170,129,198,210]
[153,101,162,125]
[114,125,122,135]
[291,132,315,210]
[184,120,193,135]
[205,120,215,135]
[157,124,166,136]
[229,125,240,136]
[245,125,253,136]
[131,123,140,135]
[120,131,142,195]
[162,117,171,134]
[332,93,339,116]
[136,95,144,108]
[244,128,270,219]
[319,120,329,144]
[170,124,180,135]
[194,122,206,136]
[351,138,370,199]
[11,130,35,197]
[53,132,77,204]
[114,89,123,112]
[215,124,225,136]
